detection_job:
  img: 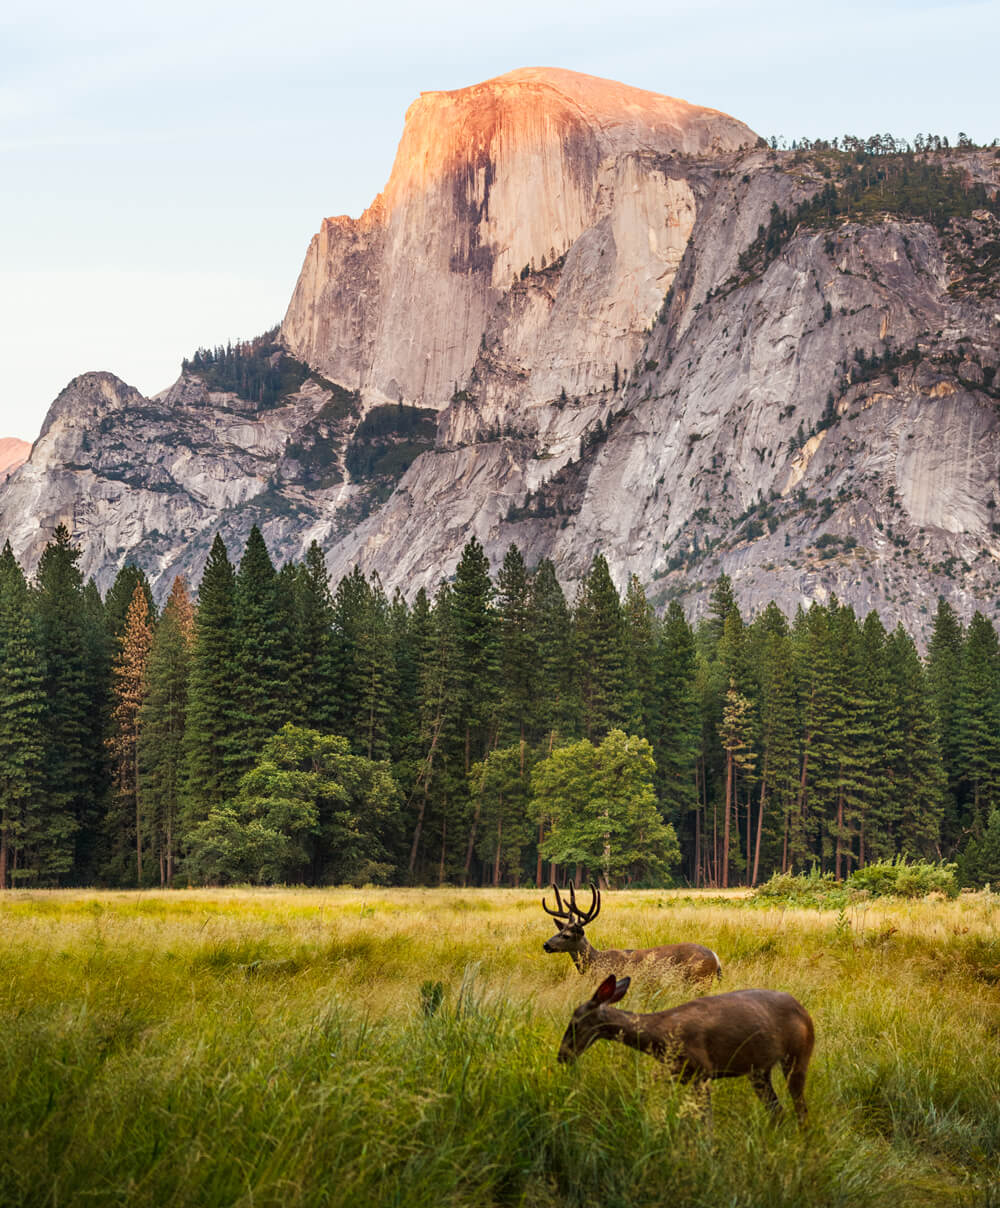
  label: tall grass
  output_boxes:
[1,888,997,1207]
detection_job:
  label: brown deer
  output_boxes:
[558,974,814,1123]
[542,883,722,982]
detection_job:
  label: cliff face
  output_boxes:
[0,438,29,481]
[281,68,754,415]
[1,68,999,638]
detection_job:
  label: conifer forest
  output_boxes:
[1,524,998,893]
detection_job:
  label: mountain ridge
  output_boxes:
[0,69,998,639]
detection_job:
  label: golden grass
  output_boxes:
[1,887,998,1207]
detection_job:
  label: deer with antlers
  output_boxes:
[541,882,722,982]
[558,974,814,1123]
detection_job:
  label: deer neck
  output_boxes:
[572,938,598,973]
[598,1006,669,1058]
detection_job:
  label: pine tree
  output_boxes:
[927,598,966,848]
[574,554,637,740]
[496,544,535,748]
[623,574,658,743]
[294,542,338,733]
[0,545,45,887]
[954,612,1000,837]
[718,678,756,886]
[33,525,90,882]
[104,564,156,642]
[451,538,500,884]
[139,577,193,885]
[885,623,946,858]
[233,526,291,764]
[527,559,578,748]
[107,585,154,883]
[184,533,240,823]
[748,615,800,885]
[653,602,700,877]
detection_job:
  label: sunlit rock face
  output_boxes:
[0,438,29,481]
[2,67,1000,639]
[281,67,754,416]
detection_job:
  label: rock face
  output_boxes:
[282,67,754,418]
[1,67,999,640]
[0,438,28,481]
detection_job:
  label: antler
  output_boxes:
[568,882,601,926]
[542,884,573,920]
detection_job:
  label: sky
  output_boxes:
[2,0,998,441]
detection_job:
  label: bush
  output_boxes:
[752,858,958,906]
[848,857,958,899]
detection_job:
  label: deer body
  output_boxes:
[542,884,722,982]
[558,976,814,1122]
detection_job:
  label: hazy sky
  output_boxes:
[2,0,997,440]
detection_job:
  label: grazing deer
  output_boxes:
[558,974,814,1123]
[542,883,722,982]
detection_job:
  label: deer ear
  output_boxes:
[594,974,620,1003]
[610,977,631,1004]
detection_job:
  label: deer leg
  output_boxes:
[749,1070,782,1119]
[782,1058,808,1125]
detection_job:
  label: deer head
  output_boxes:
[541,882,601,956]
[557,973,630,1062]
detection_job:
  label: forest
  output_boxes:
[1,525,998,891]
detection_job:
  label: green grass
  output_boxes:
[2,888,998,1207]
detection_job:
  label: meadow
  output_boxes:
[1,887,998,1208]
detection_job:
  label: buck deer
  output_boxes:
[542,883,722,982]
[558,974,814,1123]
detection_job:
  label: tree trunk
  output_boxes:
[493,811,502,886]
[536,821,544,888]
[462,795,482,887]
[753,763,768,889]
[722,749,733,888]
[135,742,142,885]
[408,722,441,874]
[0,820,7,891]
[835,790,844,881]
[438,814,447,886]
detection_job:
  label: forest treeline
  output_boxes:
[1,525,999,890]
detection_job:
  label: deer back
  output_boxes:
[650,989,814,1077]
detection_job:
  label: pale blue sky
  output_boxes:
[2,0,997,440]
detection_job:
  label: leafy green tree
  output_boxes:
[530,729,679,886]
[0,545,45,887]
[139,576,193,885]
[470,744,535,885]
[960,808,1000,888]
[185,725,401,885]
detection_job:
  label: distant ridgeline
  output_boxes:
[731,137,1000,284]
[1,525,998,893]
